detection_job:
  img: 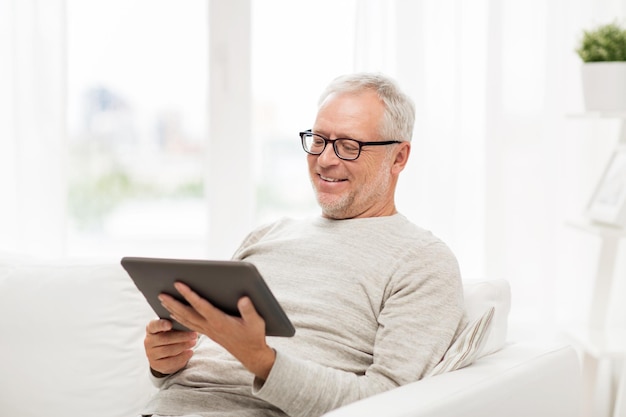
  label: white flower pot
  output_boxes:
[581,62,626,112]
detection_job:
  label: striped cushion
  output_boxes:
[428,306,494,376]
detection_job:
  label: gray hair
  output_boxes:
[318,72,415,142]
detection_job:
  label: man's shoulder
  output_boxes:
[356,213,443,245]
[243,216,312,242]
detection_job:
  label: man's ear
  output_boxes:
[391,142,411,174]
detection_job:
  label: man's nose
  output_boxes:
[317,142,340,166]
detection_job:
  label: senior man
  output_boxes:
[141,72,465,417]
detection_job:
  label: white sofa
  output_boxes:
[324,343,580,417]
[0,254,582,417]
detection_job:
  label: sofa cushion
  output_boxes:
[0,254,157,417]
[428,306,494,376]
[428,279,511,376]
[463,279,510,356]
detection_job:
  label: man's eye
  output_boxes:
[339,141,359,153]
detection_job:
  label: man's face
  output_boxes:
[308,91,408,219]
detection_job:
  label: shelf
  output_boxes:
[565,325,626,359]
[566,219,626,238]
[567,111,626,120]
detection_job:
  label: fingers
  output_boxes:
[144,318,197,375]
[150,347,195,376]
[238,296,264,329]
[146,318,172,334]
[159,283,267,340]
[172,282,220,314]
[156,286,273,379]
[159,282,222,332]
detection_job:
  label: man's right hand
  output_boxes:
[144,319,198,377]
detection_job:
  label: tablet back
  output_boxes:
[121,257,295,337]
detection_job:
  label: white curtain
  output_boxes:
[354,0,626,336]
[0,0,66,256]
[3,0,626,334]
[355,0,488,279]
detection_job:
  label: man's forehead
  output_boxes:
[318,89,380,106]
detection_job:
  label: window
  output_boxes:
[66,0,208,258]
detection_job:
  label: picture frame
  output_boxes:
[585,145,626,228]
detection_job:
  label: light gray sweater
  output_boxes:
[143,214,465,417]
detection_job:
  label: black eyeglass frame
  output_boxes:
[299,130,402,161]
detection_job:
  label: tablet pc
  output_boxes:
[121,256,295,337]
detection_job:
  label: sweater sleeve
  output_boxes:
[252,242,465,417]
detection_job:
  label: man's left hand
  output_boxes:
[159,282,276,380]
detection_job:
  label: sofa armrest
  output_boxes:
[322,343,581,417]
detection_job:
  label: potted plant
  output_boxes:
[576,21,626,112]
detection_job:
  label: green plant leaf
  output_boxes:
[576,21,626,62]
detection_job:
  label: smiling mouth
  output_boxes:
[319,174,347,183]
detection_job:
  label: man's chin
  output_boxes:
[317,195,352,219]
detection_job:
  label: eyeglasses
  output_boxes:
[299,130,402,161]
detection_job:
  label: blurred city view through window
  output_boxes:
[66,0,208,257]
[66,1,355,258]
